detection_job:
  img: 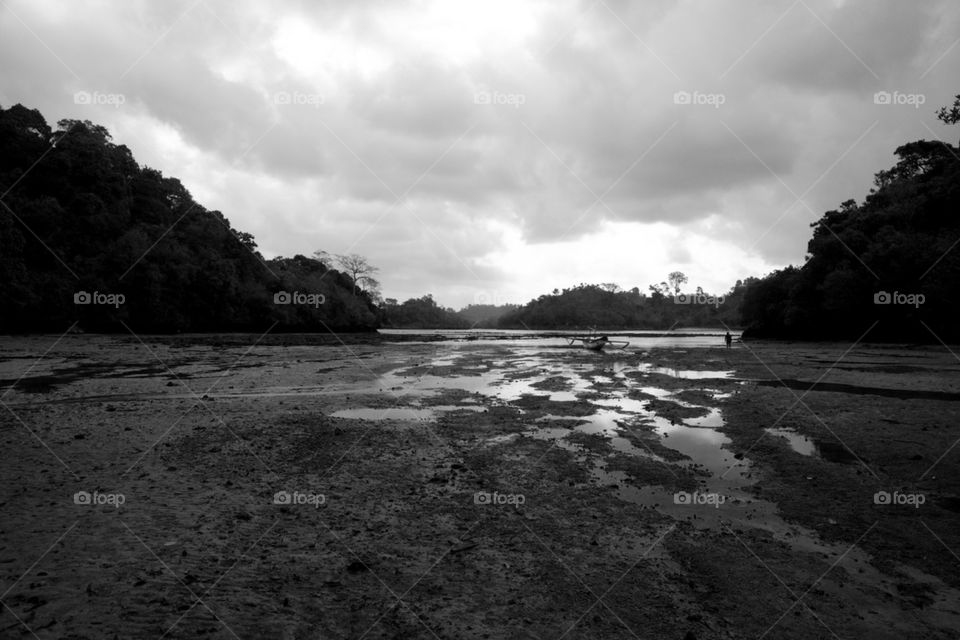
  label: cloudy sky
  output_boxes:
[1,0,957,308]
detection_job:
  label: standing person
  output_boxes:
[724,331,732,348]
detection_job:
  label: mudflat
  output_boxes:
[1,335,959,639]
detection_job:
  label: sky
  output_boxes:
[1,0,957,309]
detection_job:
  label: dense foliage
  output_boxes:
[740,95,960,342]
[380,295,469,329]
[496,282,746,330]
[0,104,378,333]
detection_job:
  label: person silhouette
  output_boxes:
[724,331,732,348]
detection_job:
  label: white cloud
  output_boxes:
[1,0,958,308]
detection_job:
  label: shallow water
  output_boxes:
[369,351,885,561]
[764,427,863,463]
[638,363,735,379]
[766,427,817,456]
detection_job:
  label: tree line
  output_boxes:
[4,95,958,341]
[494,280,745,330]
[739,94,960,342]
[0,104,378,333]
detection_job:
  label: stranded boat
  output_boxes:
[566,334,629,351]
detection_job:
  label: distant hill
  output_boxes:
[0,104,378,333]
[740,94,960,342]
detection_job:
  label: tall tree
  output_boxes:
[667,271,688,294]
[335,253,379,295]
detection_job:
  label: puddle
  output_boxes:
[375,355,750,497]
[527,425,579,451]
[378,358,601,405]
[636,386,674,399]
[452,355,872,559]
[655,418,743,478]
[572,409,626,437]
[639,364,735,379]
[592,396,649,413]
[766,427,817,456]
[684,407,724,428]
[764,428,862,463]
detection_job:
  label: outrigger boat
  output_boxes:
[566,332,629,351]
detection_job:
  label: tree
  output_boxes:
[739,92,960,341]
[233,230,258,253]
[364,277,382,304]
[335,253,379,295]
[936,93,960,127]
[648,283,670,297]
[667,271,688,294]
[0,103,380,334]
